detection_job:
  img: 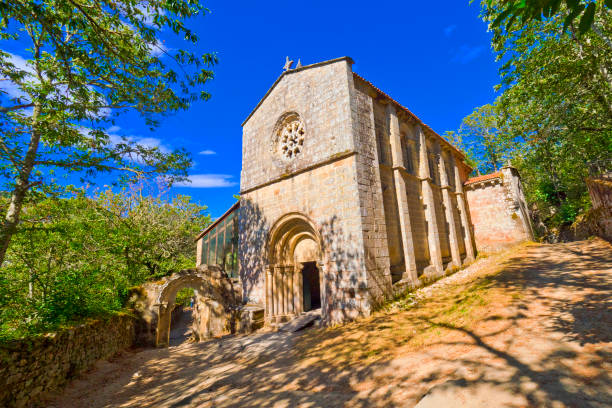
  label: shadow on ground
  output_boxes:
[49,239,612,408]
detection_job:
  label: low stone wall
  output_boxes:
[586,176,612,242]
[0,313,135,408]
[465,166,534,253]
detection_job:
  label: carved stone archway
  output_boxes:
[266,213,324,324]
[144,265,238,347]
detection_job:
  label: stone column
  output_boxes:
[284,266,292,316]
[279,266,286,317]
[196,239,202,266]
[266,266,274,318]
[156,303,171,347]
[294,264,303,315]
[439,150,462,269]
[387,105,419,284]
[418,126,443,278]
[453,158,475,262]
[274,266,283,318]
[317,261,326,318]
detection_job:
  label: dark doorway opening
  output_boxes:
[302,262,321,311]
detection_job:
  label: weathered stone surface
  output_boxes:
[586,176,612,242]
[238,57,479,327]
[0,313,135,408]
[134,265,241,347]
[465,166,534,253]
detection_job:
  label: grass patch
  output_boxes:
[295,246,528,369]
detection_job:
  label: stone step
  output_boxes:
[278,309,321,332]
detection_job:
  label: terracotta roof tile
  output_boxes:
[352,72,466,160]
[464,171,502,186]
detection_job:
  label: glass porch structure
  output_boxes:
[196,202,239,279]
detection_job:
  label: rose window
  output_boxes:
[277,116,305,161]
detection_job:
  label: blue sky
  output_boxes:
[4,1,501,219]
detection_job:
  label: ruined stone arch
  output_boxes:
[152,265,238,347]
[265,213,325,324]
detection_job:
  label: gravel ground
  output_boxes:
[47,239,612,408]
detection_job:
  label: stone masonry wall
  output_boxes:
[586,177,612,242]
[0,313,135,407]
[465,167,533,253]
[239,155,368,323]
[241,58,356,192]
[350,80,392,307]
[240,58,370,324]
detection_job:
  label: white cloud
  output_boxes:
[451,45,485,64]
[136,5,165,27]
[198,149,216,155]
[176,174,237,188]
[0,52,33,100]
[104,126,170,154]
[148,38,170,57]
[444,25,457,37]
[135,136,169,153]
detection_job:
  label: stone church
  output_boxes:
[196,57,533,327]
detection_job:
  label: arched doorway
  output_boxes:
[154,266,236,347]
[267,213,323,324]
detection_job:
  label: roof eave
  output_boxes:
[194,201,240,241]
[351,73,468,163]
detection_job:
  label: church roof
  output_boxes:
[242,56,469,163]
[464,171,502,186]
[241,57,354,126]
[352,73,467,160]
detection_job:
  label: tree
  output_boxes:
[475,0,612,232]
[455,103,516,174]
[483,0,612,35]
[0,185,210,340]
[0,0,217,266]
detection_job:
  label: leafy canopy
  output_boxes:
[0,0,216,266]
[483,0,612,35]
[456,0,612,236]
[0,184,210,341]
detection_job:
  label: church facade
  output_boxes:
[196,57,533,326]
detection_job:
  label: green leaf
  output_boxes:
[565,0,580,9]
[563,6,582,32]
[493,6,514,28]
[605,0,612,9]
[578,3,595,34]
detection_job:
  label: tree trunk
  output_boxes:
[0,103,42,267]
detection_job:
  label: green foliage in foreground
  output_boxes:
[453,2,612,235]
[483,0,611,36]
[0,0,216,268]
[0,186,210,341]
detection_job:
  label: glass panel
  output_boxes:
[209,234,217,265]
[224,220,234,277]
[231,216,239,277]
[201,240,208,265]
[216,223,225,265]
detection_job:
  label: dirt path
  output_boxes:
[48,239,612,408]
